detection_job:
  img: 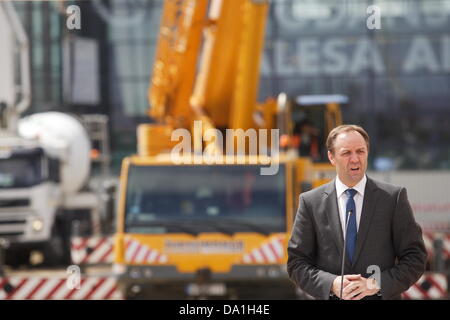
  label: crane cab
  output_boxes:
[282,94,347,201]
[280,94,346,161]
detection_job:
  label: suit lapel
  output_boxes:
[322,181,344,256]
[351,177,379,266]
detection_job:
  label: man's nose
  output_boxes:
[349,153,359,162]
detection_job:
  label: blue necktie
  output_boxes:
[345,188,357,263]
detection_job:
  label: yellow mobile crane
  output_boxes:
[114,0,343,299]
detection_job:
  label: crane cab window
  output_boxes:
[288,95,347,162]
[291,108,325,161]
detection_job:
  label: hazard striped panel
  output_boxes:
[71,236,114,265]
[438,233,450,258]
[421,232,450,260]
[125,237,168,264]
[241,235,285,264]
[402,273,448,300]
[0,277,123,300]
[422,232,435,260]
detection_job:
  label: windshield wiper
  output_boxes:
[126,220,199,236]
[222,219,271,236]
[127,218,273,236]
[183,219,234,236]
[197,218,271,236]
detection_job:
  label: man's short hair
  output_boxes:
[326,124,370,153]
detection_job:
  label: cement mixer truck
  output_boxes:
[0,1,112,267]
[1,112,109,266]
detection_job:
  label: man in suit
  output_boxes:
[287,124,427,300]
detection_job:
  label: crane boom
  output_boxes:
[145,0,272,157]
[148,0,208,127]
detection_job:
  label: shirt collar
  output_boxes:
[335,174,367,198]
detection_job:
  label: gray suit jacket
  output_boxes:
[287,176,427,300]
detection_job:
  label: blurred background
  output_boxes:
[9,0,450,171]
[0,0,449,300]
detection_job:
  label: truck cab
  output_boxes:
[0,137,65,266]
[114,156,294,299]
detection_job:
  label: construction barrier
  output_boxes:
[422,232,450,261]
[0,276,122,300]
[71,236,114,265]
[423,232,435,259]
[402,273,448,300]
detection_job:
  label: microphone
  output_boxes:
[340,210,353,300]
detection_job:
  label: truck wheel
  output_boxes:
[5,248,30,269]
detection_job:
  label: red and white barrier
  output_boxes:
[422,232,450,260]
[241,235,285,264]
[437,233,450,258]
[125,237,168,264]
[71,236,114,265]
[0,277,122,300]
[422,232,435,259]
[402,273,448,300]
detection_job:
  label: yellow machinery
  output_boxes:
[114,0,343,299]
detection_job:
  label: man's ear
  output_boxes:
[328,150,335,166]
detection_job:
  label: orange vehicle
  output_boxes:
[113,0,343,299]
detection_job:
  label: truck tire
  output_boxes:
[5,248,30,269]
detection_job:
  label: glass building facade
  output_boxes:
[10,0,450,171]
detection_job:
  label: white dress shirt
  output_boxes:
[335,175,367,239]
